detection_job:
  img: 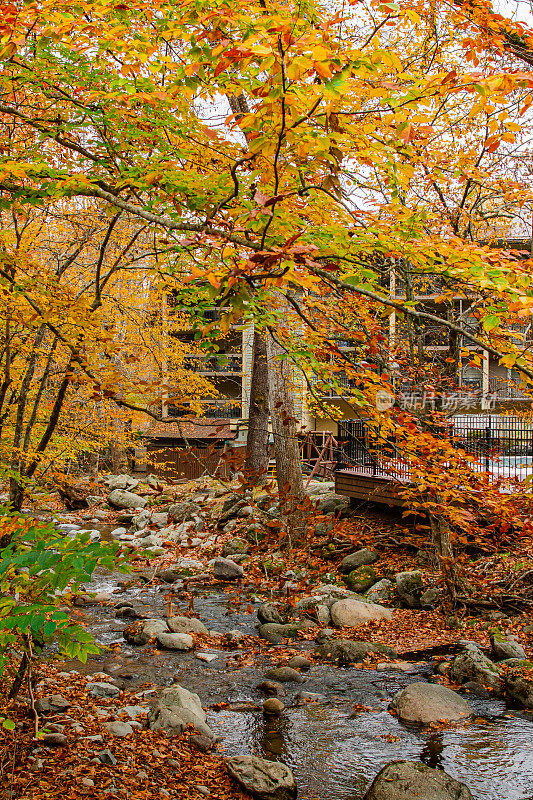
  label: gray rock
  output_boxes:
[217,499,251,527]
[133,510,151,530]
[257,680,284,696]
[420,587,442,607]
[226,755,297,800]
[42,733,67,747]
[330,598,393,628]
[257,602,289,625]
[363,760,474,800]
[116,606,140,620]
[345,565,378,593]
[87,682,120,698]
[316,494,350,515]
[395,570,423,608]
[265,667,305,683]
[116,705,147,720]
[366,579,394,604]
[97,748,117,766]
[107,475,139,491]
[168,501,201,523]
[213,557,243,580]
[450,644,504,693]
[156,632,194,651]
[390,682,472,723]
[121,618,170,645]
[103,721,134,737]
[108,489,147,510]
[306,481,335,495]
[151,512,168,528]
[173,557,204,574]
[504,659,533,707]
[167,616,208,635]
[189,733,214,752]
[263,698,285,715]
[148,685,214,739]
[35,695,71,714]
[110,527,128,538]
[316,638,396,665]
[222,537,249,557]
[286,656,311,670]
[258,621,315,645]
[340,548,379,573]
[490,629,526,661]
[315,583,356,599]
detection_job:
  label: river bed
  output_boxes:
[65,562,533,800]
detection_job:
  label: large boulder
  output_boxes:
[213,557,244,580]
[316,638,396,665]
[156,632,194,651]
[222,537,249,557]
[226,755,296,800]
[148,685,213,739]
[366,579,394,604]
[123,618,168,645]
[35,695,71,714]
[390,682,472,724]
[167,616,208,635]
[257,602,289,625]
[340,548,379,573]
[264,667,305,683]
[108,489,147,510]
[258,621,315,645]
[490,629,526,661]
[316,494,350,516]
[106,474,139,491]
[395,570,423,608]
[363,761,474,800]
[345,565,378,593]
[449,644,504,694]
[330,598,393,628]
[504,659,533,708]
[167,501,201,523]
[217,499,253,528]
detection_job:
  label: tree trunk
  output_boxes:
[429,512,459,604]
[266,329,306,540]
[244,329,270,484]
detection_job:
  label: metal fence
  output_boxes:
[337,415,533,483]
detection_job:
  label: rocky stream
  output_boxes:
[27,476,533,800]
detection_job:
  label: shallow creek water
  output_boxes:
[68,562,533,800]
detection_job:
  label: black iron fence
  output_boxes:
[337,415,533,483]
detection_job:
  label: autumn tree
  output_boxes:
[1,0,533,556]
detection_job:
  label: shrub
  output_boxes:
[0,510,129,729]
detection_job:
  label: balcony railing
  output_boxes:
[184,354,242,373]
[202,401,242,418]
[168,400,242,418]
[310,374,360,397]
[488,377,531,400]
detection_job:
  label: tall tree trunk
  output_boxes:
[244,329,270,484]
[266,329,306,540]
[9,326,46,509]
[429,512,459,604]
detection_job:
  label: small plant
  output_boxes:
[0,509,129,726]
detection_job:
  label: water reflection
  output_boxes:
[420,733,444,768]
[214,702,533,800]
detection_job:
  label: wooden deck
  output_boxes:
[335,468,409,506]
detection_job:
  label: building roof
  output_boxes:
[144,418,236,440]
